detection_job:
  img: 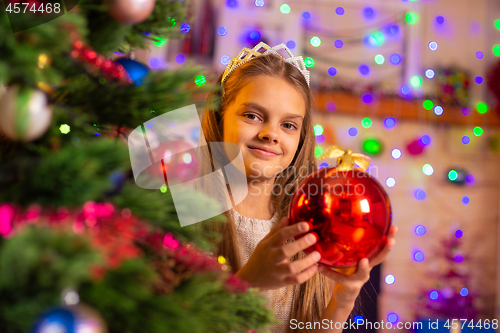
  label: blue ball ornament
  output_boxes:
[115,58,150,87]
[32,305,107,333]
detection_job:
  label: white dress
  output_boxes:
[230,208,295,333]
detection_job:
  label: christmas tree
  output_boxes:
[0,1,275,332]
[413,230,479,321]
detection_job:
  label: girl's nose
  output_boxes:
[258,124,279,143]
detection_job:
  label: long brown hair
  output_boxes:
[196,53,335,333]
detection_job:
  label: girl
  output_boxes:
[197,42,397,333]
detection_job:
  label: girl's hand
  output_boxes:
[318,225,398,307]
[236,216,321,292]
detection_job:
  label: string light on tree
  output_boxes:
[59,124,70,134]
[195,75,206,86]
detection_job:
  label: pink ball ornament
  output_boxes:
[108,0,156,25]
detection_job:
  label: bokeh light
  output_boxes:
[414,251,425,261]
[313,124,324,136]
[460,288,468,296]
[473,126,483,136]
[375,54,385,65]
[359,64,370,76]
[425,69,435,78]
[302,11,311,20]
[455,229,463,238]
[462,196,470,205]
[195,75,206,86]
[429,41,438,50]
[220,55,231,65]
[336,7,345,15]
[392,149,402,159]
[334,40,344,48]
[475,76,483,84]
[462,136,470,145]
[387,313,399,323]
[348,127,358,136]
[362,118,372,128]
[390,54,402,65]
[362,94,373,103]
[280,4,291,14]
[414,189,426,200]
[328,67,337,76]
[455,254,464,263]
[410,76,423,88]
[310,36,321,47]
[384,117,396,129]
[386,177,396,187]
[429,291,438,300]
[476,51,484,59]
[180,23,190,33]
[406,12,419,24]
[421,135,431,145]
[385,274,395,284]
[436,16,444,24]
[423,100,434,110]
[415,225,426,236]
[423,164,434,176]
[448,170,458,181]
[434,106,443,115]
[304,57,315,68]
[477,102,488,114]
[217,26,228,36]
[363,7,375,19]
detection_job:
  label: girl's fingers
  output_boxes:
[369,226,398,267]
[274,231,318,261]
[277,250,321,275]
[284,263,318,285]
[269,221,312,247]
[318,258,371,285]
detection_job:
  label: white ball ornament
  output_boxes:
[0,85,53,141]
[108,0,157,25]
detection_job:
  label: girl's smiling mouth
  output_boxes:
[247,145,281,157]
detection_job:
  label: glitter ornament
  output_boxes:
[108,0,156,25]
[288,146,392,270]
[0,85,52,141]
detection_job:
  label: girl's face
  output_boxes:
[222,75,306,180]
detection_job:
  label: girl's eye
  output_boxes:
[244,113,259,120]
[283,123,298,130]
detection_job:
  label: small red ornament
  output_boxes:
[288,146,392,270]
[147,139,201,185]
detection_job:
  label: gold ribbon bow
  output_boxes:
[317,145,371,172]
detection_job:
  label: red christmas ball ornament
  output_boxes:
[288,146,392,270]
[147,139,201,185]
[108,0,156,25]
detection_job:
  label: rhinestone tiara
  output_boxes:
[220,42,310,97]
